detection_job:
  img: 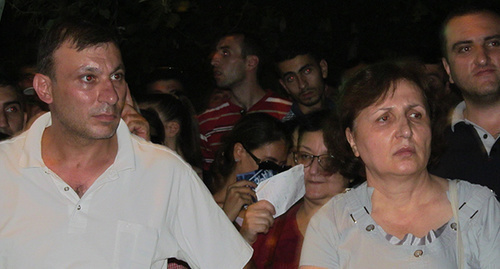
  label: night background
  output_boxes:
[1,0,499,112]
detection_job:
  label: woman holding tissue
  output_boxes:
[299,62,500,268]
[206,113,291,223]
[240,111,352,268]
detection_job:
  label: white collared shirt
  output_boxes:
[0,113,252,269]
[451,101,499,155]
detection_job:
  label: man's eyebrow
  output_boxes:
[298,64,313,73]
[281,64,313,79]
[451,40,472,51]
[218,45,230,51]
[281,71,295,78]
[79,64,125,74]
[485,34,500,42]
[451,34,500,51]
[112,64,125,73]
[3,101,21,107]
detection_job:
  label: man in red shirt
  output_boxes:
[198,33,291,171]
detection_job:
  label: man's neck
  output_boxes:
[230,80,266,110]
[463,99,500,138]
[298,97,326,115]
[41,125,118,197]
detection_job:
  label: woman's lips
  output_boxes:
[394,147,415,157]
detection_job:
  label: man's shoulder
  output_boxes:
[249,91,292,119]
[131,135,184,162]
[198,101,235,120]
[260,91,292,106]
[0,131,30,162]
[197,102,243,134]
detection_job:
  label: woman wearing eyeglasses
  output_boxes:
[239,111,352,268]
[206,113,291,223]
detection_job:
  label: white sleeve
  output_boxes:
[171,168,253,268]
[299,201,339,268]
[470,191,500,268]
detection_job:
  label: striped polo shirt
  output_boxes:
[198,91,292,171]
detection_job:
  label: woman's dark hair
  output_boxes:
[326,60,443,179]
[139,108,165,145]
[295,110,330,147]
[138,92,202,170]
[297,110,363,186]
[206,113,291,194]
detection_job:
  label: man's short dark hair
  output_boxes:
[37,18,120,79]
[275,40,323,64]
[218,32,267,78]
[440,6,500,60]
[0,76,25,109]
[274,39,324,76]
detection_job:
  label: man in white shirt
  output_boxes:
[0,19,252,268]
[430,6,500,198]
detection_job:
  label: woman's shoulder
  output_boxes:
[313,183,370,226]
[454,179,496,202]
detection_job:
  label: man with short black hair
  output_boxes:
[0,19,252,268]
[431,6,500,198]
[275,43,335,122]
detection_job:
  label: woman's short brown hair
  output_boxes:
[325,60,443,179]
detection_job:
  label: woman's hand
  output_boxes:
[223,180,257,222]
[240,200,276,244]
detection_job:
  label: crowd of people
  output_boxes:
[0,4,499,269]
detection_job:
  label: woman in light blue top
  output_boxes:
[299,61,500,269]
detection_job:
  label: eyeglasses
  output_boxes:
[293,151,336,171]
[242,144,290,172]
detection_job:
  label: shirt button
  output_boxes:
[64,187,70,191]
[366,224,375,231]
[414,250,423,257]
[483,134,488,139]
[450,222,457,231]
[77,205,81,210]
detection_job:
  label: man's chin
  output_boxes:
[299,97,322,107]
[88,123,119,140]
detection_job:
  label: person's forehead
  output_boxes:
[446,12,500,42]
[216,35,243,50]
[278,54,317,73]
[0,86,19,104]
[53,41,123,70]
[55,40,121,58]
[374,80,425,107]
[300,131,324,146]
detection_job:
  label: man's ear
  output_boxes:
[246,55,259,71]
[33,73,53,104]
[441,57,454,84]
[165,121,180,138]
[319,59,328,79]
[345,127,360,157]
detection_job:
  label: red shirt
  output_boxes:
[251,201,303,269]
[198,91,291,171]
